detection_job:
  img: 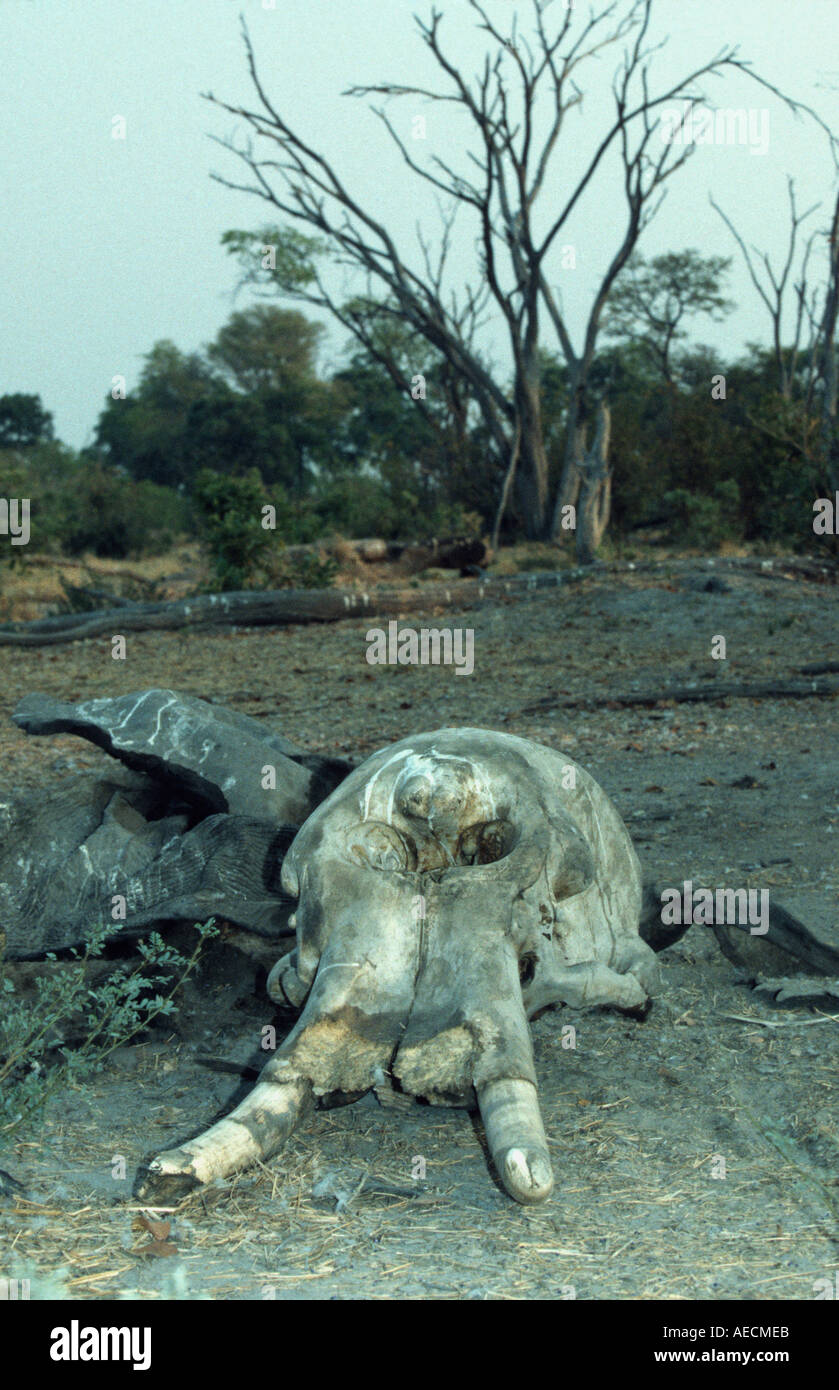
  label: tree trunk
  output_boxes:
[575,401,612,565]
[549,376,587,543]
[819,370,839,498]
[491,419,522,552]
[817,188,839,495]
[514,376,550,539]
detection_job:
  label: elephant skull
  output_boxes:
[140,728,659,1205]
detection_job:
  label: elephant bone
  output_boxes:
[139,728,659,1206]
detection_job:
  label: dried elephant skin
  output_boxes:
[139,728,659,1206]
[0,770,298,957]
[4,689,352,955]
[13,689,350,822]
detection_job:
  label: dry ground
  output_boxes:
[1,548,837,1300]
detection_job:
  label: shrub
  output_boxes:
[132,479,192,552]
[0,920,218,1143]
[268,546,339,590]
[662,480,741,548]
[313,474,401,539]
[0,442,188,556]
[312,471,483,542]
[56,465,190,559]
[0,444,189,558]
[192,467,274,590]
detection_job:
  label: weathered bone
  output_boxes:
[139,1070,313,1200]
[139,728,659,1205]
[6,693,839,1205]
[478,1079,554,1204]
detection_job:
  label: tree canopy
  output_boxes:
[0,393,54,448]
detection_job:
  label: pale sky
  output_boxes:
[2,0,838,448]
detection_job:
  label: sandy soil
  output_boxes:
[1,552,837,1300]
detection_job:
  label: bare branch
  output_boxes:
[207,1,831,549]
[712,180,822,397]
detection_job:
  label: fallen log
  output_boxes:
[798,661,839,675]
[393,536,488,574]
[0,569,586,647]
[60,582,133,609]
[522,676,839,713]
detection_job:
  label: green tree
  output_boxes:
[94,341,218,489]
[207,307,345,491]
[327,335,484,538]
[603,250,735,385]
[0,393,54,447]
[192,467,273,589]
[93,311,344,495]
[207,304,325,394]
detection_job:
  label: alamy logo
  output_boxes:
[0,497,30,545]
[813,494,839,533]
[660,102,770,156]
[660,880,768,935]
[50,1321,151,1371]
[366,620,474,676]
[0,1277,29,1299]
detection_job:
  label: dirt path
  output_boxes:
[2,556,838,1299]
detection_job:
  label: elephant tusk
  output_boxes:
[136,1072,313,1202]
[477,1077,554,1204]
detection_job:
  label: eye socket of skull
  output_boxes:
[551,838,596,900]
[346,821,417,872]
[456,818,514,865]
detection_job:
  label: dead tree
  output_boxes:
[816,188,839,495]
[712,178,824,406]
[713,176,839,497]
[206,0,810,556]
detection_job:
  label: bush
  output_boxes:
[313,474,401,539]
[268,547,339,590]
[56,465,133,557]
[0,920,218,1143]
[192,467,274,590]
[58,465,190,558]
[738,450,822,546]
[312,471,483,542]
[662,480,742,548]
[0,444,189,558]
[133,479,192,552]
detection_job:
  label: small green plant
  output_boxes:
[192,467,273,590]
[0,919,218,1143]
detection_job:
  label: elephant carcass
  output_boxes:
[12,689,350,822]
[139,728,659,1205]
[0,770,297,957]
[3,690,352,957]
